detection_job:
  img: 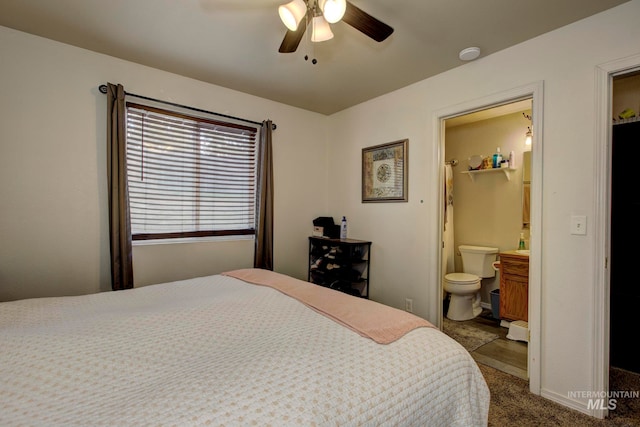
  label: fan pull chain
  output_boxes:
[303,5,318,64]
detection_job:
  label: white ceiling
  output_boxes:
[0,0,629,115]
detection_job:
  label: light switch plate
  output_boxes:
[570,215,587,235]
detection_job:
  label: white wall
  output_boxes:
[613,73,640,117]
[0,26,328,301]
[326,0,640,415]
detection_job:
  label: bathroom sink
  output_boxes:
[515,249,530,255]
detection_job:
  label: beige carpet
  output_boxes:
[442,312,639,425]
[442,317,499,352]
[479,363,640,426]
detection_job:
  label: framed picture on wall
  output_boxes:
[362,139,408,203]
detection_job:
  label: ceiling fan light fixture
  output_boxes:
[318,0,346,23]
[311,15,334,42]
[278,0,307,31]
[277,0,393,54]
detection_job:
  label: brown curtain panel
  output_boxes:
[254,120,274,270]
[107,83,134,290]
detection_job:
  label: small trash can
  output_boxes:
[490,289,500,319]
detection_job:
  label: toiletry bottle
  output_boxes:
[340,216,347,239]
[493,147,503,169]
[509,150,515,169]
[518,233,526,250]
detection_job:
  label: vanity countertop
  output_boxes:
[500,250,530,258]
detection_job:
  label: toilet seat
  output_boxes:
[444,272,483,321]
[444,272,479,285]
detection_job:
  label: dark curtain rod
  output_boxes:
[98,84,276,130]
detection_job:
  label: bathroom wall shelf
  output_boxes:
[461,167,516,182]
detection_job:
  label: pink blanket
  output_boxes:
[222,268,434,344]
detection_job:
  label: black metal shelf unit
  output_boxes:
[308,236,371,298]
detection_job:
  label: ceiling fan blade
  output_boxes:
[342,1,393,42]
[278,15,307,53]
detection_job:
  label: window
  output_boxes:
[126,102,258,240]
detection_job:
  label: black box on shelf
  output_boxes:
[324,225,340,239]
[312,217,340,238]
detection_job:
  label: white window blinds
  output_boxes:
[126,103,258,240]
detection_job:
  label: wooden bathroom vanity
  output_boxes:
[497,251,529,322]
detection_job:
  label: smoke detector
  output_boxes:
[459,47,481,61]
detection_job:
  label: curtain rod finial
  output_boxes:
[99,84,108,94]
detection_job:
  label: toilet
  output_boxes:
[444,245,499,321]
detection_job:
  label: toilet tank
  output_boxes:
[459,245,499,278]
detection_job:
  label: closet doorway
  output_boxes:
[610,71,640,375]
[594,54,640,420]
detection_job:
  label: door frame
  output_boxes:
[593,53,640,419]
[433,81,544,395]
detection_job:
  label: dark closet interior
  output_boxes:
[610,71,640,375]
[610,119,640,374]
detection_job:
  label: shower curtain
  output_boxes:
[442,164,455,286]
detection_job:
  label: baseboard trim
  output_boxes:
[540,388,594,417]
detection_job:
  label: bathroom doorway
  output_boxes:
[434,82,543,394]
[442,99,532,381]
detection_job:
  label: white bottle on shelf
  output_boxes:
[508,150,516,168]
[340,216,347,239]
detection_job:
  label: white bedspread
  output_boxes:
[0,274,489,426]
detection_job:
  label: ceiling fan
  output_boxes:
[277,0,394,53]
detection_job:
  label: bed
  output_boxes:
[0,268,489,426]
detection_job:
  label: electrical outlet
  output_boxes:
[405,298,413,313]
